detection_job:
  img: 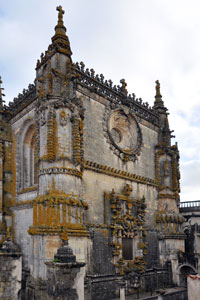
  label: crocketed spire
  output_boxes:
[36,6,72,69]
[51,5,72,57]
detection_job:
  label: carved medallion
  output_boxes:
[60,110,69,126]
[106,109,142,162]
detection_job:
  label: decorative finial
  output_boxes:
[153,80,165,110]
[54,5,66,36]
[155,80,162,100]
[0,76,5,110]
[51,6,72,57]
[120,79,128,95]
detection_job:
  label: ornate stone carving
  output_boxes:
[104,184,147,275]
[28,186,88,237]
[104,108,142,162]
[39,167,82,178]
[60,110,69,126]
[74,62,160,126]
[84,160,156,186]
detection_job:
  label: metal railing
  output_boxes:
[180,201,200,208]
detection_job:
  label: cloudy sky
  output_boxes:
[0,0,200,202]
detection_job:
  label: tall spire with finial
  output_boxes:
[0,77,5,111]
[153,80,166,111]
[51,6,72,57]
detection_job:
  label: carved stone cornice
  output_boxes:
[39,167,82,178]
[6,84,36,117]
[28,224,89,237]
[18,186,38,195]
[84,160,157,186]
[74,62,159,126]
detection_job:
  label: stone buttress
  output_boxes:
[153,80,185,285]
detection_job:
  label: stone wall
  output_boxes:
[82,94,158,180]
[0,241,22,300]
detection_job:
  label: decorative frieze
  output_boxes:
[39,167,82,178]
[28,186,88,237]
[154,210,185,236]
[7,84,36,115]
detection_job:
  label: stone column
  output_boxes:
[0,240,22,300]
[45,238,85,300]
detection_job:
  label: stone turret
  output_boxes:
[28,7,88,283]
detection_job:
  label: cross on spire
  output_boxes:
[56,5,65,25]
[50,5,72,57]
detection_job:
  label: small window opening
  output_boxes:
[122,238,133,260]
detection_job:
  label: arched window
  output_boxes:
[22,124,36,189]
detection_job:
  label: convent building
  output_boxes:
[0,6,192,300]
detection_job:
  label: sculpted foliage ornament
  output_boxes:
[104,108,142,162]
[104,184,147,275]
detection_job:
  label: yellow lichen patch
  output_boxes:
[72,116,81,164]
[30,187,89,236]
[18,185,38,195]
[47,109,58,161]
[60,110,66,118]
[4,143,12,172]
[34,190,88,209]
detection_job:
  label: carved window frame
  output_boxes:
[17,119,36,191]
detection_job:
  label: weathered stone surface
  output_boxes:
[45,242,85,300]
[0,5,185,299]
[0,241,22,300]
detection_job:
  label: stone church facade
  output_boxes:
[0,6,189,300]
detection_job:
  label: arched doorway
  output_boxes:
[178,264,197,287]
